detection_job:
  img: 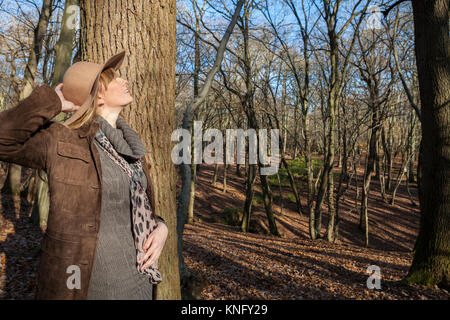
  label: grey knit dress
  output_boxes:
[87,115,154,300]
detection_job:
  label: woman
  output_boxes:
[0,51,168,300]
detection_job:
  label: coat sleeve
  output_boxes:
[0,85,62,171]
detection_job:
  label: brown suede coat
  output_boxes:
[0,85,160,299]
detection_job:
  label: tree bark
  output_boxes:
[80,0,179,299]
[404,0,450,289]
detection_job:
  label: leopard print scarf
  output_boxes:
[94,127,162,284]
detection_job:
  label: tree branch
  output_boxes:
[382,0,409,17]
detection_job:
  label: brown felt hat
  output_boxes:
[62,51,125,126]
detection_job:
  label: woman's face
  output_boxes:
[98,77,133,108]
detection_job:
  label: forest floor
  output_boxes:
[180,155,450,300]
[0,158,449,300]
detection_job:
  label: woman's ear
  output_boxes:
[97,94,105,107]
[97,84,105,106]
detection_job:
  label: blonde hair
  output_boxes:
[63,68,118,129]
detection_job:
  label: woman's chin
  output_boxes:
[122,97,133,106]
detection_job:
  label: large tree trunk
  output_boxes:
[404,0,450,289]
[80,0,179,299]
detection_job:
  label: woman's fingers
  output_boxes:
[55,83,63,93]
[54,83,81,113]
[139,243,158,268]
[63,101,80,113]
[141,248,161,270]
[138,249,149,264]
[55,84,63,98]
[138,239,156,264]
[138,225,168,269]
[141,252,156,270]
[143,233,154,250]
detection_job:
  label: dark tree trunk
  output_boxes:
[404,0,450,289]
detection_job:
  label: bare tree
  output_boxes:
[20,0,54,99]
[313,0,369,242]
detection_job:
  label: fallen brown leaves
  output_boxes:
[182,221,449,300]
[181,161,449,300]
[1,163,449,300]
[0,192,42,300]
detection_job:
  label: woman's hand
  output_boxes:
[55,83,81,113]
[138,221,168,270]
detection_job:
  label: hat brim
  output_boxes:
[63,51,126,126]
